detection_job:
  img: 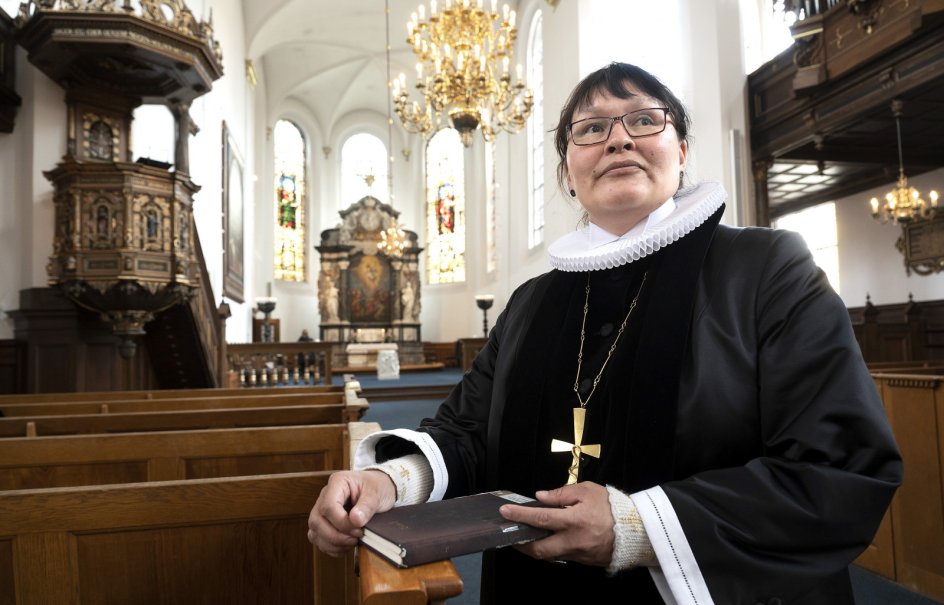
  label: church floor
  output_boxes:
[356,370,941,605]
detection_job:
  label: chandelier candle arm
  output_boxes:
[394,0,533,146]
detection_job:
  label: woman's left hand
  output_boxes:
[499,481,614,567]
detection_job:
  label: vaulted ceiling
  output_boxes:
[246,0,473,138]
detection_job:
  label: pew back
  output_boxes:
[859,372,944,601]
[0,384,339,403]
[0,424,348,490]
[0,472,356,605]
[0,391,351,417]
[0,404,348,437]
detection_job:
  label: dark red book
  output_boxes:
[360,490,552,568]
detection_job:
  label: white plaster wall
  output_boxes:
[187,0,255,342]
[684,0,751,226]
[0,51,65,339]
[837,168,944,307]
[503,0,579,300]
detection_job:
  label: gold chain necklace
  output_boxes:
[573,271,648,407]
[551,270,648,485]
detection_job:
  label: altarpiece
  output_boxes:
[316,196,424,366]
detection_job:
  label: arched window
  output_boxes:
[425,128,465,284]
[527,9,545,249]
[340,133,388,208]
[273,119,307,282]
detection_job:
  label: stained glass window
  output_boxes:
[527,9,545,249]
[485,139,497,273]
[341,133,388,208]
[274,120,307,282]
[426,128,465,284]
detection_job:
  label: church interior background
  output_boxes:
[0,0,944,358]
[0,0,943,602]
[0,0,942,362]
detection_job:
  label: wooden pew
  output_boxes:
[0,383,339,404]
[856,372,944,602]
[866,360,944,373]
[347,423,465,605]
[0,391,366,422]
[359,547,463,605]
[0,420,362,603]
[0,397,462,603]
[0,424,348,490]
[0,471,357,604]
[0,404,349,437]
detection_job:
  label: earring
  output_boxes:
[569,189,576,197]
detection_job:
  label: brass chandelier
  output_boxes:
[870,99,939,224]
[392,0,534,147]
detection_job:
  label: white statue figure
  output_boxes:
[401,281,415,322]
[324,281,339,323]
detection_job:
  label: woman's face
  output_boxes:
[564,84,687,235]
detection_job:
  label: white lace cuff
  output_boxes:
[606,485,656,574]
[361,453,434,506]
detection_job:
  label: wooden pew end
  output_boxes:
[358,546,463,605]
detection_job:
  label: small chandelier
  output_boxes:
[378,224,408,257]
[870,99,939,224]
[392,0,533,147]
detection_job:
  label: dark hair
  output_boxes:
[553,62,691,194]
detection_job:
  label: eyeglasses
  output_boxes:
[567,108,671,146]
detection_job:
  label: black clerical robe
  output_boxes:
[378,216,902,604]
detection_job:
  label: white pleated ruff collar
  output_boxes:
[548,181,727,272]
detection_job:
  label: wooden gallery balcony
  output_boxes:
[747,0,944,225]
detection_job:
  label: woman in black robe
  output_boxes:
[308,62,902,604]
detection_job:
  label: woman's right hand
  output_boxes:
[307,469,397,556]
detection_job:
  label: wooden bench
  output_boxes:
[0,424,348,490]
[0,471,358,604]
[0,400,462,603]
[0,384,340,404]
[359,547,463,605]
[856,372,944,602]
[0,403,349,438]
[0,391,366,421]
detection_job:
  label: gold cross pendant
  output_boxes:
[551,407,601,485]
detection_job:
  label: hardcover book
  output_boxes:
[360,490,552,568]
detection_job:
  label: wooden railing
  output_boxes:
[191,227,226,385]
[782,0,841,20]
[227,342,335,387]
